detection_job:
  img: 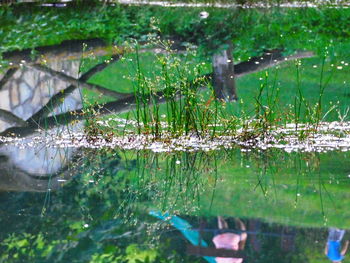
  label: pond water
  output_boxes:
[1,144,350,262]
[1,1,350,263]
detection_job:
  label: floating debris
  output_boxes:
[1,121,350,153]
[199,11,209,19]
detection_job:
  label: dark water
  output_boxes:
[0,142,349,262]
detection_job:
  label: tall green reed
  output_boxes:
[130,39,218,138]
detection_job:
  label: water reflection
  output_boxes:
[0,143,78,192]
[326,228,349,262]
[0,37,315,137]
[154,214,335,263]
[0,60,82,133]
[0,38,349,262]
[212,217,247,263]
[0,46,86,191]
[0,146,349,261]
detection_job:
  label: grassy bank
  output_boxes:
[1,3,350,59]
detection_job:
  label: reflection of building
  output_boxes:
[0,38,316,191]
[0,53,83,191]
[0,60,82,132]
[0,139,79,192]
[0,39,124,191]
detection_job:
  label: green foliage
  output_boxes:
[125,244,158,263]
[2,4,350,57]
[0,233,56,263]
[129,40,216,137]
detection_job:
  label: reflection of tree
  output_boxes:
[31,63,129,99]
[0,149,213,262]
[0,43,122,190]
[0,39,314,138]
[0,108,27,126]
[30,53,124,122]
[0,68,17,90]
[234,49,314,77]
[0,44,126,130]
[0,148,347,262]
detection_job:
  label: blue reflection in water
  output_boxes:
[150,210,216,263]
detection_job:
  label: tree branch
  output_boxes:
[30,54,123,122]
[31,63,131,99]
[0,68,18,90]
[0,109,27,127]
[80,54,123,81]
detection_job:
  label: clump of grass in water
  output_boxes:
[252,70,281,138]
[122,46,341,146]
[290,51,338,140]
[129,39,217,139]
[81,32,345,149]
[119,17,223,139]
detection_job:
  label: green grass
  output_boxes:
[236,55,350,121]
[86,51,350,108]
[2,4,350,62]
[2,2,350,134]
[79,41,350,141]
[82,52,211,102]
